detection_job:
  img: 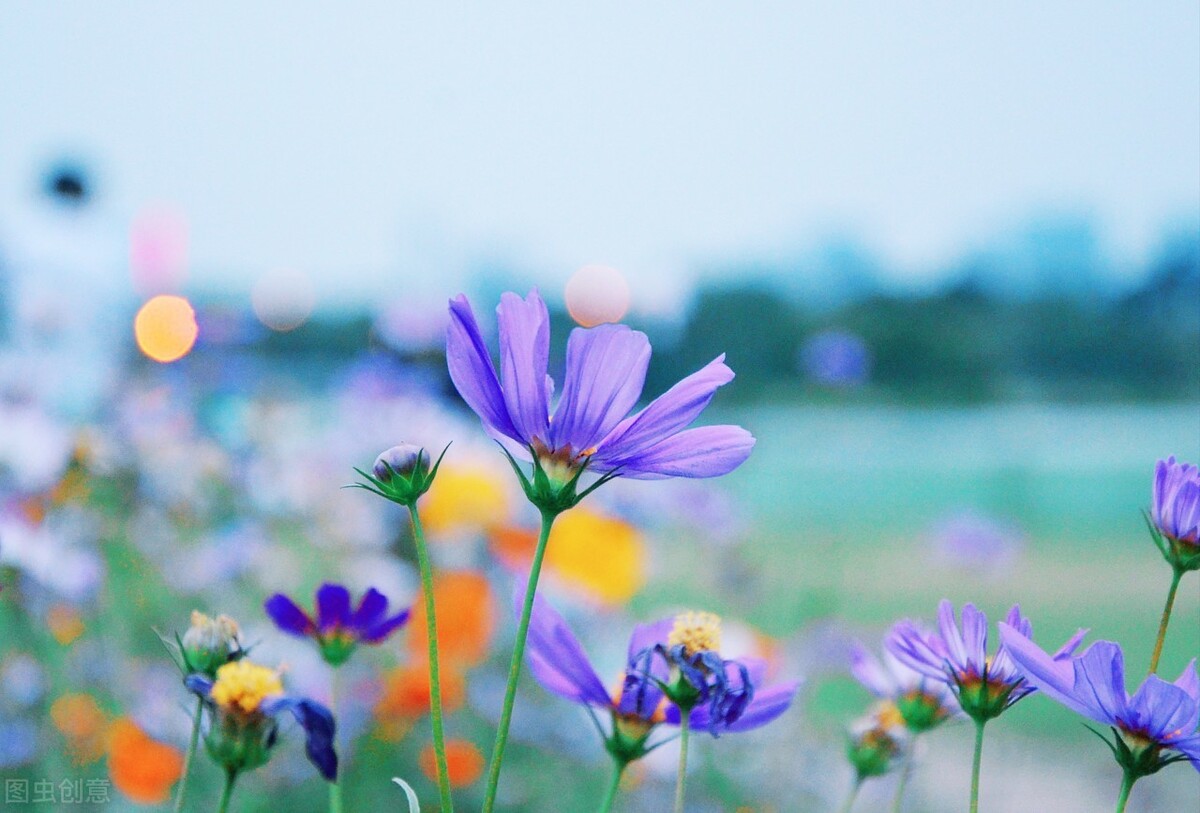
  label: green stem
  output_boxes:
[409,504,455,813]
[837,778,862,813]
[969,720,986,813]
[891,735,915,813]
[329,668,344,813]
[1148,567,1183,675]
[216,770,237,813]
[596,760,625,813]
[674,713,691,813]
[1113,769,1136,813]
[173,697,203,813]
[481,508,559,813]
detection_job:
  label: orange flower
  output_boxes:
[406,571,496,668]
[374,663,466,740]
[107,718,183,804]
[47,604,85,645]
[489,508,646,605]
[50,693,108,765]
[419,739,484,788]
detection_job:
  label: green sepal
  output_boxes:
[1143,511,1200,574]
[347,444,450,508]
[1084,724,1191,779]
[495,442,622,516]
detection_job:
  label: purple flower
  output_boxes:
[887,600,1086,722]
[1153,457,1200,546]
[264,583,410,666]
[850,635,960,732]
[447,290,754,485]
[998,625,1200,775]
[522,591,797,762]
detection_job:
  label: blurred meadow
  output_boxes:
[1,4,1199,813]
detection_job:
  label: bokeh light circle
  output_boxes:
[134,295,198,363]
[252,269,316,332]
[565,264,630,327]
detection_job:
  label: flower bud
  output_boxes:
[181,611,242,677]
[373,444,430,482]
[846,703,906,780]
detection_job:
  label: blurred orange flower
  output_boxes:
[47,604,85,645]
[50,693,108,765]
[419,464,510,536]
[374,663,466,740]
[107,718,184,804]
[490,508,646,604]
[419,739,484,788]
[406,571,496,667]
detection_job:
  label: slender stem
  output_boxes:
[173,697,203,813]
[481,508,558,813]
[1113,770,1136,813]
[329,668,344,813]
[673,713,691,813]
[216,770,237,813]
[969,720,986,813]
[837,778,862,813]
[1148,567,1184,675]
[891,734,916,813]
[596,760,624,813]
[408,504,455,813]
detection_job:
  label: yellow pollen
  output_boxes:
[210,661,283,714]
[667,611,722,656]
[876,701,905,732]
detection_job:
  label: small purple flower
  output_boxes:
[798,329,871,388]
[887,600,1086,722]
[999,625,1200,775]
[1152,457,1200,550]
[446,291,754,495]
[850,634,960,732]
[265,583,410,666]
[522,591,797,762]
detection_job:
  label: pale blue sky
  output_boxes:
[2,2,1197,308]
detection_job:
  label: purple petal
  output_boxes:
[1174,659,1199,699]
[849,644,895,698]
[593,355,734,464]
[447,294,522,444]
[497,291,552,445]
[714,680,800,733]
[518,587,611,708]
[999,623,1101,720]
[960,603,988,674]
[1052,628,1090,660]
[361,609,411,644]
[886,620,952,683]
[1072,641,1129,724]
[550,324,651,452]
[937,601,969,673]
[608,425,755,479]
[350,588,389,632]
[1171,733,1200,771]
[315,584,352,632]
[265,594,315,637]
[1127,676,1197,742]
[627,617,675,665]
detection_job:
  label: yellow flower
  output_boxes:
[210,661,283,714]
[420,465,510,535]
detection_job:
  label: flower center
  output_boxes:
[667,611,722,657]
[210,661,283,714]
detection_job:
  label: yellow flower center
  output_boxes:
[210,661,283,714]
[876,701,905,732]
[667,611,722,656]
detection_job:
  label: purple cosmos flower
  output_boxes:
[522,591,797,762]
[185,661,338,781]
[265,583,410,666]
[998,625,1200,775]
[1151,458,1200,574]
[447,290,754,487]
[887,600,1086,722]
[850,635,960,732]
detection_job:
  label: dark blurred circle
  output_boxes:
[43,163,91,207]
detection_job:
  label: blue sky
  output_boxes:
[2,2,1197,309]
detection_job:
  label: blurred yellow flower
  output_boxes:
[50,693,108,765]
[419,465,509,536]
[489,508,646,605]
[47,604,85,645]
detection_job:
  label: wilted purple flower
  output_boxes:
[888,600,1086,722]
[799,329,871,388]
[522,591,797,763]
[999,625,1199,775]
[447,290,754,489]
[265,583,410,666]
[1153,457,1200,547]
[850,635,959,732]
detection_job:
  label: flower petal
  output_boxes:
[315,584,352,633]
[447,294,521,443]
[849,644,894,698]
[350,588,389,632]
[1072,641,1129,724]
[607,425,755,479]
[361,609,411,644]
[550,324,651,452]
[264,594,315,637]
[518,587,611,708]
[497,291,552,445]
[960,603,988,674]
[594,355,734,464]
[1127,676,1197,742]
[262,696,338,781]
[998,622,1100,720]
